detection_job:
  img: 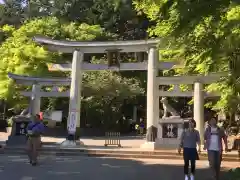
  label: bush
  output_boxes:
[227,167,240,180]
[7,118,13,127]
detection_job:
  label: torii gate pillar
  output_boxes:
[61,50,84,146]
[194,82,204,144]
[30,84,41,115]
[141,47,159,148]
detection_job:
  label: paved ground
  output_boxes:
[0,154,238,180]
[1,132,145,147]
[1,133,238,156]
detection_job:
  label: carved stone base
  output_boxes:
[60,133,84,147]
[60,139,84,147]
[6,136,27,146]
[155,138,180,149]
[146,125,158,142]
[6,117,30,146]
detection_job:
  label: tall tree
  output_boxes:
[0,17,144,119]
[24,0,150,40]
[134,0,240,114]
[0,17,109,103]
[0,0,26,26]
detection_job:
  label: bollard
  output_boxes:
[104,132,121,147]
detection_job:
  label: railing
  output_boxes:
[104,132,121,147]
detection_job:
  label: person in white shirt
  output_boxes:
[204,117,228,180]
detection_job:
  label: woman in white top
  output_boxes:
[204,117,228,180]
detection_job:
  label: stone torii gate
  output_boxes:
[31,36,176,146]
[153,73,225,148]
[8,73,71,116]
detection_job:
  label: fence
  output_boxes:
[104,132,121,147]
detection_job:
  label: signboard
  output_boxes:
[43,111,62,122]
[68,112,77,134]
[162,123,178,138]
[51,111,62,122]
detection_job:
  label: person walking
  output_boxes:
[204,117,228,180]
[178,119,201,180]
[26,114,45,166]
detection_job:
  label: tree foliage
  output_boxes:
[134,0,240,113]
[0,0,149,40]
[0,17,109,103]
[82,60,144,128]
[0,16,144,124]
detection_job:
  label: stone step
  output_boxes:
[2,147,239,162]
[3,146,239,157]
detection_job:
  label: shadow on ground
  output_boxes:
[0,155,232,180]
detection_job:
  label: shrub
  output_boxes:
[7,118,13,127]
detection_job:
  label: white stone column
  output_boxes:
[194,82,204,143]
[62,50,83,147]
[68,50,83,133]
[30,84,41,115]
[146,47,159,142]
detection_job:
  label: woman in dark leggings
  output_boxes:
[178,119,201,180]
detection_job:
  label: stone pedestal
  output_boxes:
[156,116,184,149]
[6,115,31,146]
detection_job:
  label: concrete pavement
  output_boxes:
[0,132,145,147]
[0,155,237,180]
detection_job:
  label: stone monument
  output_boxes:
[141,73,225,150]
[6,108,31,146]
[157,97,184,148]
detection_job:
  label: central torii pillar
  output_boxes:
[61,50,84,146]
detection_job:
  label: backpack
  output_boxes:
[27,122,41,136]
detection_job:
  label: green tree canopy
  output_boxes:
[134,0,240,113]
[0,17,109,103]
[0,16,144,118]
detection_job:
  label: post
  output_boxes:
[133,106,137,123]
[30,84,41,115]
[146,47,159,142]
[66,50,83,142]
[194,82,204,143]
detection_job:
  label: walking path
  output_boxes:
[1,132,238,156]
[0,155,237,180]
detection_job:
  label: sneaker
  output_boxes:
[185,175,189,180]
[190,174,194,180]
